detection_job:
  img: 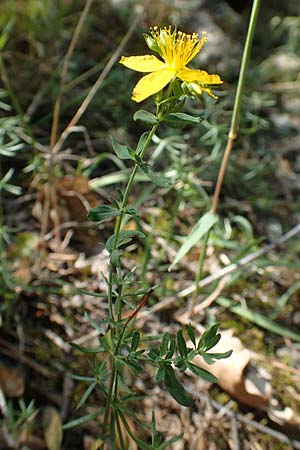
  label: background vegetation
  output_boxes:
[0,0,300,449]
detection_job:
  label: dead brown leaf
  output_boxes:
[0,364,25,397]
[43,406,63,450]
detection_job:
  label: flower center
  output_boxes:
[151,26,207,71]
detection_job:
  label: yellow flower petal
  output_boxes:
[177,68,223,85]
[119,55,166,73]
[132,69,175,103]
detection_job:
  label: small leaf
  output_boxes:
[148,345,160,360]
[124,358,142,373]
[164,112,201,129]
[187,362,218,383]
[133,110,158,125]
[63,409,103,430]
[111,137,134,160]
[170,212,218,270]
[160,332,170,356]
[76,381,97,410]
[207,350,233,359]
[69,343,104,353]
[156,365,165,383]
[143,34,162,56]
[130,331,140,353]
[177,329,187,358]
[88,204,121,222]
[136,131,150,155]
[175,357,188,372]
[164,365,194,407]
[201,353,216,365]
[198,323,221,351]
[140,163,171,187]
[110,249,121,267]
[202,350,233,365]
[187,324,196,347]
[106,230,145,254]
[124,205,139,217]
[166,338,176,359]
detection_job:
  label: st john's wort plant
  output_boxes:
[65,26,231,448]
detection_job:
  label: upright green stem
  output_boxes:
[194,0,261,295]
[229,0,261,141]
[210,0,261,214]
[107,123,159,323]
[103,122,158,443]
[194,231,209,297]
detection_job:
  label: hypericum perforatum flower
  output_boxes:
[120,26,223,102]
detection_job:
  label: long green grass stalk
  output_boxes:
[195,0,261,296]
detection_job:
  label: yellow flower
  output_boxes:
[120,26,223,103]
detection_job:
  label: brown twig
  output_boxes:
[210,136,235,215]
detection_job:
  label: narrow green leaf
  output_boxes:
[187,324,196,347]
[111,137,134,160]
[187,362,218,383]
[156,365,165,383]
[206,350,233,360]
[84,313,107,335]
[164,365,194,407]
[175,357,188,372]
[131,331,140,353]
[76,381,97,410]
[124,359,142,373]
[164,112,201,129]
[170,212,218,270]
[160,332,170,356]
[110,249,121,267]
[124,205,139,217]
[177,329,187,358]
[133,110,158,125]
[166,338,176,359]
[106,230,145,254]
[136,132,150,155]
[88,204,120,222]
[69,343,104,353]
[62,409,103,430]
[217,297,300,342]
[140,163,171,187]
[148,345,160,360]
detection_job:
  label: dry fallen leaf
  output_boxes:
[0,364,25,397]
[193,329,272,409]
[43,406,63,450]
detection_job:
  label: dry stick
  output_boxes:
[179,223,300,297]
